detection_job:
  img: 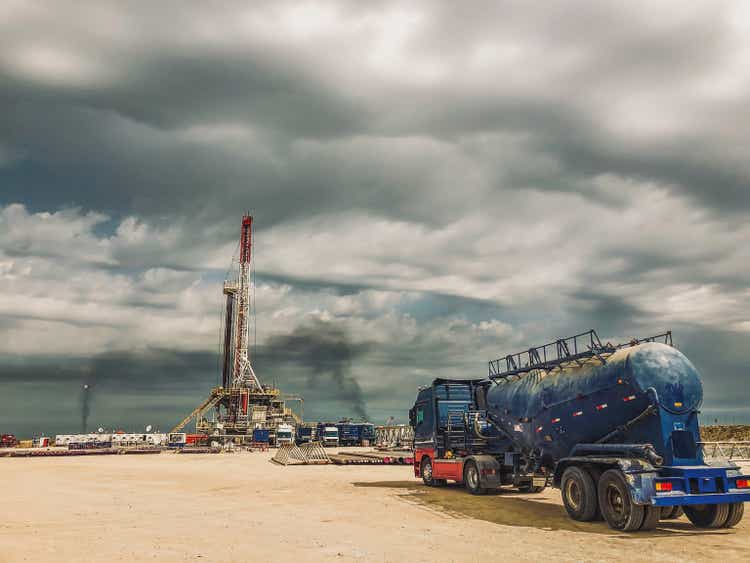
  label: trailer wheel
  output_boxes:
[561,466,598,521]
[463,461,486,495]
[598,469,645,531]
[684,503,730,528]
[722,503,744,528]
[639,506,661,531]
[660,506,684,520]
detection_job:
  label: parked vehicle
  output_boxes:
[276,424,295,446]
[295,424,316,444]
[253,428,270,444]
[410,330,750,531]
[336,422,376,446]
[320,425,339,448]
[168,432,187,448]
[355,422,375,446]
[1,434,17,448]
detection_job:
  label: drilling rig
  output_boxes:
[171,215,302,444]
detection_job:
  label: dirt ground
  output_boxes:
[1,451,749,562]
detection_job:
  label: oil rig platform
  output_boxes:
[171,215,302,444]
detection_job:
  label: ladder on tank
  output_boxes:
[487,329,673,380]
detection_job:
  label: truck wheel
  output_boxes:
[421,458,436,486]
[598,469,645,531]
[660,506,683,520]
[722,503,744,528]
[639,506,661,531]
[463,461,486,495]
[421,458,446,487]
[684,503,730,528]
[561,466,598,521]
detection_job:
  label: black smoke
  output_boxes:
[258,320,371,420]
[80,368,96,433]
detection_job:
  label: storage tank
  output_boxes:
[485,342,703,468]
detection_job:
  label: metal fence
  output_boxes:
[698,442,750,461]
[375,425,414,448]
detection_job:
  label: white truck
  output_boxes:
[276,424,295,446]
[322,426,339,448]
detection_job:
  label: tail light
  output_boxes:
[655,481,673,492]
[735,478,750,489]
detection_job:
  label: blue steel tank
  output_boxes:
[484,342,703,468]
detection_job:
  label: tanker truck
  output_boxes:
[409,330,750,531]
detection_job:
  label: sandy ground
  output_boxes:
[1,451,749,563]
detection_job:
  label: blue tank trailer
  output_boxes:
[409,330,750,531]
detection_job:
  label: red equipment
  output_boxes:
[1,434,17,448]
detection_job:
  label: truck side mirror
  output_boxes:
[408,408,415,426]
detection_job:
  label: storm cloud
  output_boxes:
[0,1,749,435]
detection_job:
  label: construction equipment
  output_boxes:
[411,330,750,532]
[272,442,330,466]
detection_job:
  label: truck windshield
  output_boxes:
[278,432,292,438]
[325,430,337,437]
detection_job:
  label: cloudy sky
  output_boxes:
[1,1,749,436]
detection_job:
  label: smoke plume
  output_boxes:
[80,368,96,433]
[260,320,371,420]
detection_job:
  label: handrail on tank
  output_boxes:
[488,329,673,380]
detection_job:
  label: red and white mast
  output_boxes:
[231,214,262,390]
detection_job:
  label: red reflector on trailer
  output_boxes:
[595,403,608,411]
[572,411,583,417]
[736,479,750,489]
[655,482,672,492]
[552,417,561,424]
[623,395,636,402]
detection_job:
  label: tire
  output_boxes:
[722,503,744,528]
[598,469,645,531]
[421,458,437,486]
[463,461,487,495]
[640,506,661,531]
[561,466,598,522]
[660,506,684,520]
[684,503,730,528]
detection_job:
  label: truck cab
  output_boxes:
[276,424,295,446]
[322,426,339,448]
[410,379,544,493]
